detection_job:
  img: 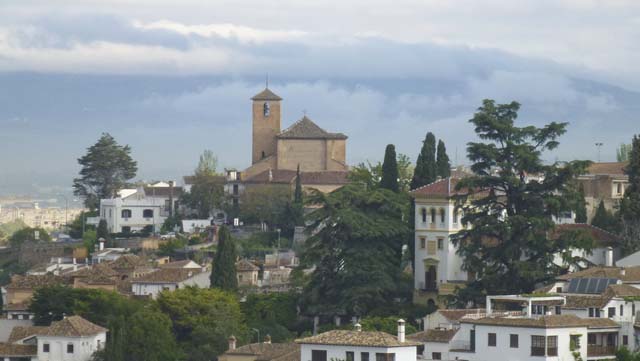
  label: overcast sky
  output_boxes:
[1,0,639,196]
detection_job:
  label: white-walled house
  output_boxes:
[130,268,210,299]
[99,184,182,234]
[296,321,419,361]
[1,316,107,361]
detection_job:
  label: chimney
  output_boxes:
[98,238,105,251]
[397,319,405,343]
[605,247,613,267]
[621,268,626,277]
[268,169,273,182]
[354,323,362,332]
[264,334,271,344]
[228,335,237,350]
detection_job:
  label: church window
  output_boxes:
[430,208,436,223]
[263,102,270,117]
[440,208,446,223]
[421,208,427,223]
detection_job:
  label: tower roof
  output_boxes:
[251,88,282,101]
[277,116,347,140]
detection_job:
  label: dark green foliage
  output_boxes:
[9,227,51,247]
[67,211,97,239]
[301,184,411,316]
[411,132,437,189]
[181,174,224,219]
[242,292,300,341]
[239,185,292,228]
[97,219,109,240]
[380,144,399,192]
[591,200,618,232]
[574,183,588,223]
[123,309,183,361]
[73,133,137,210]
[157,237,187,257]
[436,140,451,179]
[294,165,303,204]
[620,135,640,254]
[210,225,238,291]
[360,316,417,335]
[156,287,247,361]
[0,219,27,243]
[451,100,591,305]
[161,213,182,233]
[616,347,640,361]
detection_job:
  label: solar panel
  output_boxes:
[568,278,579,293]
[576,278,589,294]
[565,278,618,294]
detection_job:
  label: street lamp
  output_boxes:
[251,328,261,343]
[595,142,604,162]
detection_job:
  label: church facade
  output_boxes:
[240,87,350,193]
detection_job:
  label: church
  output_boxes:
[239,87,350,193]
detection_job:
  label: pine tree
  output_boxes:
[591,200,616,232]
[210,225,238,291]
[410,132,436,189]
[436,139,451,179]
[620,135,640,253]
[574,183,588,223]
[380,144,399,192]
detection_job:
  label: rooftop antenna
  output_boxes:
[265,74,269,89]
[595,142,603,162]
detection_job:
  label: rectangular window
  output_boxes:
[608,307,616,318]
[555,306,561,315]
[43,344,50,353]
[556,287,563,293]
[620,304,624,316]
[432,352,442,360]
[361,352,369,361]
[596,308,601,317]
[437,238,444,250]
[547,336,558,356]
[588,334,596,345]
[346,352,354,361]
[312,350,327,361]
[375,353,395,361]
[570,335,581,351]
[531,336,545,356]
[488,333,496,347]
[420,237,426,249]
[453,209,459,223]
[510,334,518,348]
[589,308,594,317]
[67,344,74,354]
[624,335,629,346]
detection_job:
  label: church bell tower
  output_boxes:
[251,87,282,164]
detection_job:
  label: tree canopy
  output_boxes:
[380,144,399,192]
[73,133,137,210]
[210,225,238,291]
[348,154,413,193]
[451,99,591,304]
[620,135,640,254]
[411,132,437,189]
[9,227,51,248]
[181,150,225,219]
[300,184,411,317]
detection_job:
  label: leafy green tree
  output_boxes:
[0,219,27,243]
[242,292,299,342]
[620,135,640,254]
[73,133,137,210]
[97,219,109,240]
[349,155,412,193]
[292,165,305,227]
[397,154,414,193]
[451,99,591,305]
[411,132,437,189]
[9,227,51,247]
[83,229,97,254]
[239,185,291,228]
[125,309,184,361]
[574,183,588,223]
[360,316,417,335]
[618,143,632,162]
[436,139,451,179]
[156,287,247,361]
[301,184,411,317]
[591,200,617,232]
[182,150,225,219]
[210,226,238,291]
[380,144,400,192]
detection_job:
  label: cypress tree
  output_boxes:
[210,225,238,291]
[380,144,399,192]
[436,139,451,179]
[411,132,437,189]
[620,135,640,253]
[574,183,588,223]
[294,165,303,204]
[591,200,615,232]
[293,165,304,226]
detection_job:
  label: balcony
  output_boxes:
[450,340,473,352]
[587,345,616,357]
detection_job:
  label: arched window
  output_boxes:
[440,208,446,223]
[121,209,132,218]
[430,208,436,223]
[143,209,154,218]
[453,208,459,224]
[421,208,427,223]
[263,101,271,117]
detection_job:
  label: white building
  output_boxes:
[1,316,107,361]
[130,268,210,299]
[296,320,419,361]
[99,184,181,234]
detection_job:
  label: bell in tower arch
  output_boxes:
[263,101,270,117]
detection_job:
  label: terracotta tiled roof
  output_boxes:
[68,262,118,278]
[552,224,620,246]
[159,260,201,269]
[583,318,621,329]
[411,177,486,198]
[0,343,37,357]
[43,316,108,337]
[110,254,146,270]
[586,162,628,176]
[244,169,349,185]
[131,268,201,284]
[5,274,70,290]
[464,315,616,329]
[407,329,458,343]
[252,88,283,101]
[226,342,300,361]
[295,330,421,347]
[3,301,30,311]
[183,175,226,185]
[604,284,640,298]
[438,309,484,321]
[142,186,183,198]
[563,295,609,309]
[277,116,347,140]
[557,266,640,282]
[7,326,47,343]
[237,259,259,272]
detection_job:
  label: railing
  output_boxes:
[461,311,525,320]
[450,340,473,352]
[587,345,616,357]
